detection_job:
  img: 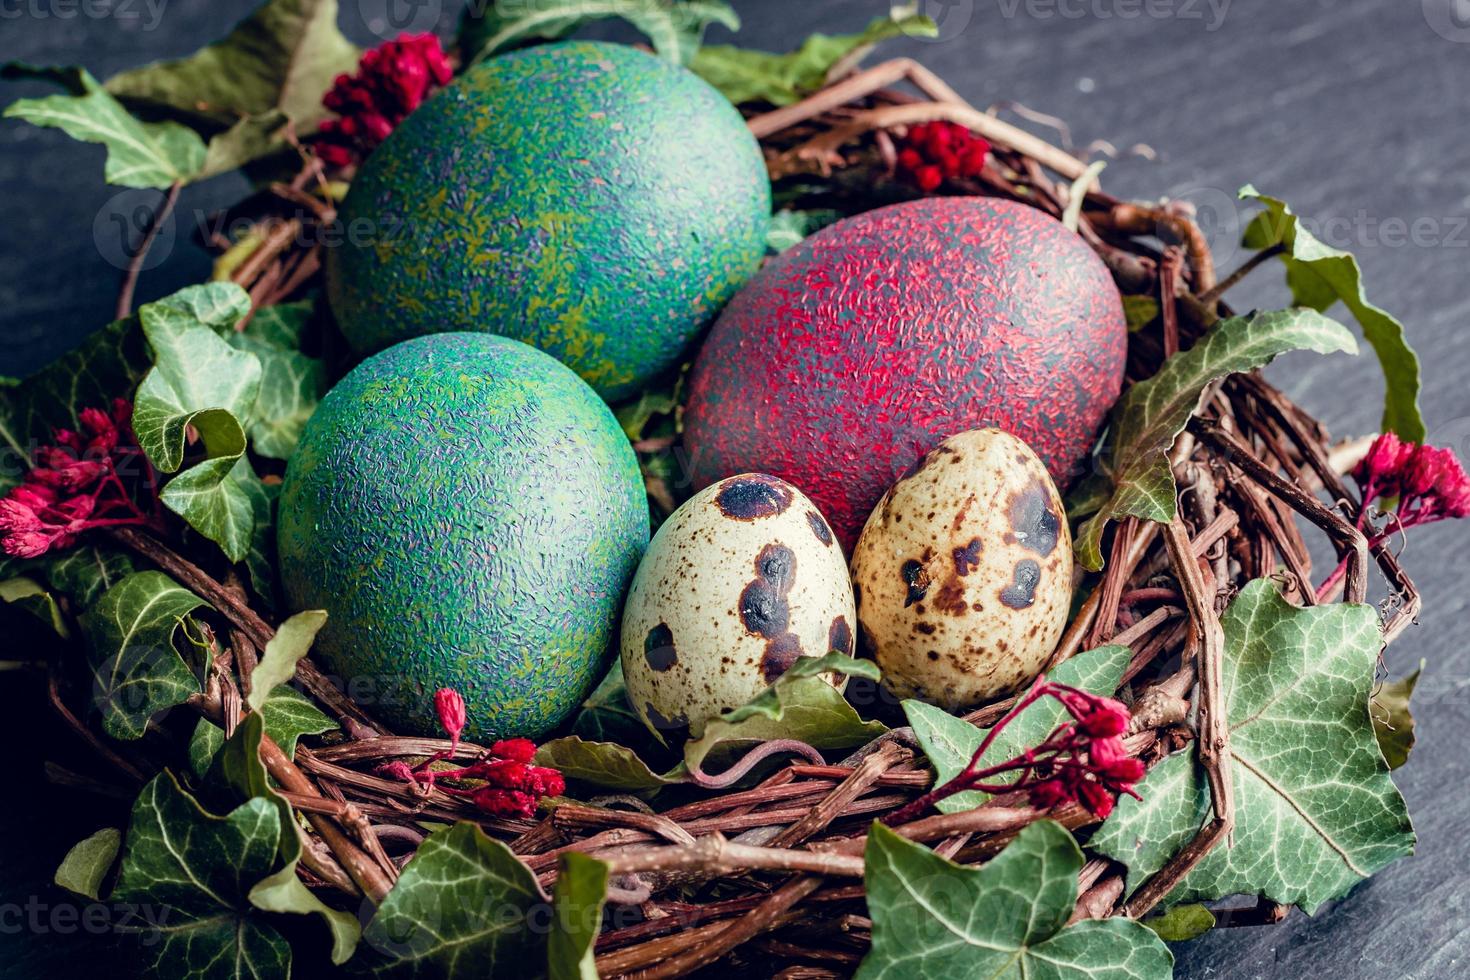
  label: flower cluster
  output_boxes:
[379,688,565,820]
[896,121,991,193]
[0,400,160,559]
[316,33,453,168]
[1352,431,1470,531]
[885,679,1144,826]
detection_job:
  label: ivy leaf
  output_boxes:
[240,463,280,608]
[1241,187,1424,441]
[113,771,292,980]
[1371,661,1422,771]
[229,301,327,460]
[82,570,209,740]
[1090,579,1415,914]
[1142,903,1216,942]
[42,543,135,608]
[54,827,122,901]
[1074,308,1357,570]
[188,686,336,777]
[683,653,885,774]
[208,713,361,965]
[2,67,204,188]
[0,577,69,637]
[360,822,547,976]
[568,661,648,746]
[247,609,327,712]
[690,13,936,106]
[105,0,359,135]
[536,736,683,793]
[461,0,740,66]
[903,644,1131,813]
[857,820,1173,980]
[199,110,289,181]
[765,208,842,254]
[549,853,609,980]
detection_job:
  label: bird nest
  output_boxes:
[32,57,1425,979]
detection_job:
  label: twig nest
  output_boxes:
[621,473,855,738]
[851,429,1073,708]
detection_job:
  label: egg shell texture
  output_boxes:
[851,429,1073,709]
[326,40,770,402]
[620,474,855,736]
[277,333,650,741]
[682,196,1126,550]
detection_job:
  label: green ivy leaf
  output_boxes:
[199,110,289,181]
[690,13,936,106]
[568,661,648,746]
[1142,903,1216,942]
[1371,662,1422,771]
[229,301,327,460]
[113,771,292,980]
[54,827,122,901]
[683,653,885,774]
[1090,579,1415,914]
[536,735,684,793]
[461,0,740,65]
[360,822,548,976]
[2,67,204,188]
[549,853,608,980]
[1240,187,1425,441]
[82,570,209,740]
[105,0,358,135]
[247,609,327,712]
[903,644,1131,813]
[0,576,69,637]
[240,462,280,608]
[188,686,336,777]
[1074,308,1357,570]
[42,543,136,608]
[857,820,1173,979]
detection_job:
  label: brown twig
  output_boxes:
[115,180,181,319]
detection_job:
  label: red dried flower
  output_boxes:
[895,121,990,192]
[316,33,453,167]
[434,688,467,750]
[489,738,537,764]
[1074,779,1115,820]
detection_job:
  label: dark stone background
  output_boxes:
[2,1,1467,976]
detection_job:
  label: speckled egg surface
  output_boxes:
[620,474,855,737]
[682,196,1125,550]
[850,429,1073,709]
[326,40,770,402]
[277,332,650,741]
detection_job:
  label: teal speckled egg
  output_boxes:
[326,40,771,402]
[276,332,650,740]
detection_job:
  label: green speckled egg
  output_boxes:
[326,40,771,402]
[277,332,650,740]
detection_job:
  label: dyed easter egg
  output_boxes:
[682,196,1126,550]
[327,40,770,402]
[277,333,650,741]
[620,474,854,738]
[851,429,1073,708]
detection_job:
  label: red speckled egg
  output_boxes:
[683,196,1126,550]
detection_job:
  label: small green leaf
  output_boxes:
[114,771,292,979]
[54,827,122,901]
[690,13,936,106]
[857,820,1173,979]
[462,0,740,65]
[0,577,68,637]
[1091,579,1415,914]
[549,853,609,980]
[229,301,327,459]
[189,686,336,776]
[1240,187,1424,441]
[1123,294,1161,333]
[1075,308,1357,569]
[3,67,204,188]
[683,653,885,774]
[568,661,649,746]
[765,208,842,253]
[82,570,209,740]
[904,644,1131,813]
[247,609,327,712]
[1142,903,1216,942]
[105,0,359,136]
[360,822,548,975]
[1371,662,1422,771]
[536,736,683,793]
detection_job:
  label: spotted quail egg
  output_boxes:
[621,473,856,738]
[850,429,1073,708]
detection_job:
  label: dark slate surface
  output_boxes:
[2,1,1468,977]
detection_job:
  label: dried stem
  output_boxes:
[115,180,181,319]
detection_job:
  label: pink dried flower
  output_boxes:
[434,688,467,750]
[316,33,453,167]
[895,121,990,192]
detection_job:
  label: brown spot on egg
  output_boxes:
[828,616,853,656]
[934,579,969,616]
[761,633,805,682]
[644,623,677,672]
[715,475,793,520]
[914,621,936,636]
[951,537,983,576]
[901,559,931,607]
[927,650,940,661]
[806,509,834,546]
[1000,559,1042,609]
[1008,481,1061,557]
